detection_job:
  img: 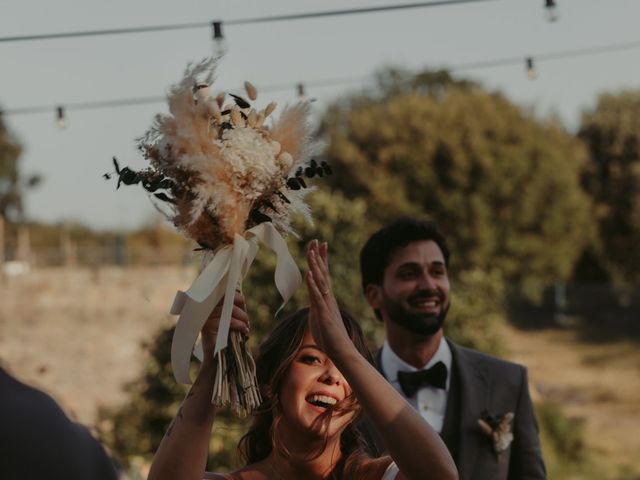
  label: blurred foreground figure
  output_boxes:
[0,367,119,480]
[359,217,546,480]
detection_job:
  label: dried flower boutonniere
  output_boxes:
[478,410,514,461]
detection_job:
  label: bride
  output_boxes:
[148,240,457,480]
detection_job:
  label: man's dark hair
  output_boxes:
[360,217,450,292]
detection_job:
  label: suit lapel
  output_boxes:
[449,341,490,480]
[439,359,461,463]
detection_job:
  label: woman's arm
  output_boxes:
[305,241,458,480]
[147,293,250,480]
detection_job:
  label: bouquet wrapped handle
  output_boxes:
[169,223,301,400]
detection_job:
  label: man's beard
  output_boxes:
[382,289,450,336]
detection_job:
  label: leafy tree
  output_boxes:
[445,269,506,356]
[579,91,640,294]
[373,67,478,101]
[321,69,595,300]
[0,115,39,220]
[534,401,606,480]
[99,326,191,469]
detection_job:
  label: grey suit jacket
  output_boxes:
[360,340,546,480]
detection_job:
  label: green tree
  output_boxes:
[321,69,595,300]
[99,327,191,469]
[445,269,506,356]
[0,115,39,220]
[578,91,640,294]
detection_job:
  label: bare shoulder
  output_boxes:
[203,471,245,480]
[359,457,417,480]
[357,456,396,480]
[204,462,268,480]
[203,473,232,480]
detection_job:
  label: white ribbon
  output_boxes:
[169,222,301,384]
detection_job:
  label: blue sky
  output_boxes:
[1,0,638,229]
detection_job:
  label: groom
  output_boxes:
[358,217,546,480]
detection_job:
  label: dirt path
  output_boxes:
[502,324,640,476]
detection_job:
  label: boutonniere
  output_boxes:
[478,410,514,461]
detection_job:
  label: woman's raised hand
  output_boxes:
[201,292,250,349]
[305,240,353,358]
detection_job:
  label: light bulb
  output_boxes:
[296,83,306,101]
[545,0,558,22]
[212,21,227,58]
[56,106,66,129]
[526,57,537,80]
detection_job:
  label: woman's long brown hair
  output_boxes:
[237,307,373,479]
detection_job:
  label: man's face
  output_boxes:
[368,240,450,336]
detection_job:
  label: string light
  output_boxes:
[211,21,226,57]
[0,1,495,44]
[297,83,306,101]
[56,106,66,129]
[7,37,640,123]
[526,57,537,79]
[545,0,558,22]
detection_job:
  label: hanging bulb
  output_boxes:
[545,0,558,22]
[526,57,537,80]
[211,21,226,57]
[56,106,66,129]
[296,83,306,101]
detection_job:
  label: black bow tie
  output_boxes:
[397,361,448,397]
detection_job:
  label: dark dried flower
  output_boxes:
[230,93,251,109]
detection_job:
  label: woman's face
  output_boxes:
[278,328,355,439]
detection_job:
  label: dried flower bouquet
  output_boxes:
[109,58,330,416]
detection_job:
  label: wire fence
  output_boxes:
[2,222,638,339]
[2,243,197,271]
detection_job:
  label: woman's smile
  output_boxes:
[279,329,353,434]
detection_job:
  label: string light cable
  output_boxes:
[0,0,495,43]
[0,76,365,118]
[3,37,640,119]
[451,39,640,72]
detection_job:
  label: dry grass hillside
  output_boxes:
[1,267,639,477]
[0,266,195,424]
[503,325,640,478]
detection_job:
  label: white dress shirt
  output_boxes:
[380,337,452,433]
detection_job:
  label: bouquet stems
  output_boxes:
[211,330,261,417]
